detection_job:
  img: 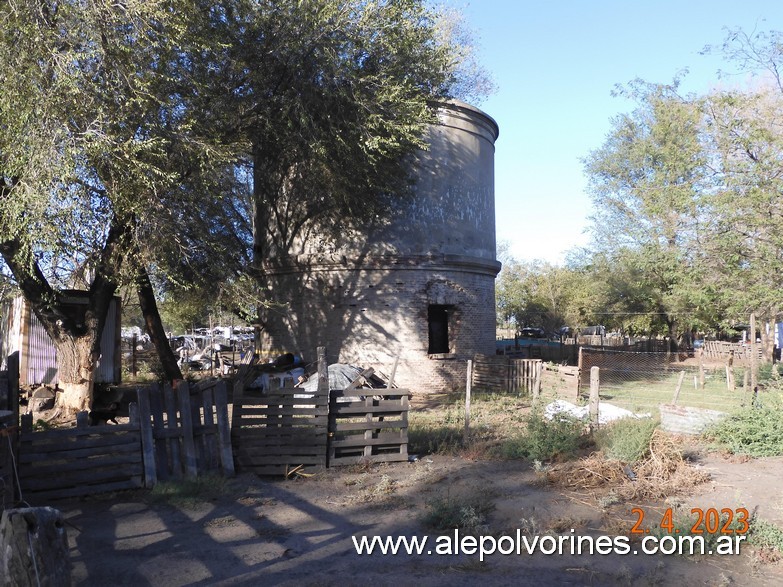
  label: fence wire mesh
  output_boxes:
[579,348,753,414]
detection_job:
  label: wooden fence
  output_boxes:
[471,354,542,395]
[703,340,764,364]
[231,379,330,477]
[0,353,19,507]
[18,410,145,502]
[13,381,233,503]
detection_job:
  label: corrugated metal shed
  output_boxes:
[0,294,121,386]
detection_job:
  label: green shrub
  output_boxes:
[750,518,783,552]
[703,403,783,457]
[594,418,658,463]
[423,493,494,533]
[499,411,584,462]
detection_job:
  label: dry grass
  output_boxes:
[544,429,710,501]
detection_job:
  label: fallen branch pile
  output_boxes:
[545,430,710,501]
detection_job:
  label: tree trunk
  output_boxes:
[136,263,183,382]
[53,335,98,415]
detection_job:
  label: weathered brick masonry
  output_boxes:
[259,101,500,394]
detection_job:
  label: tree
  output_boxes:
[187,0,481,281]
[0,1,232,413]
[582,79,711,345]
[1,0,487,414]
[698,29,783,356]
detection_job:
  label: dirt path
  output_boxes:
[59,451,783,586]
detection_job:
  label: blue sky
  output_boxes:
[448,0,779,264]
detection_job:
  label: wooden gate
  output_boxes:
[472,354,542,395]
[137,381,234,484]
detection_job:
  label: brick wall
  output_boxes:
[258,257,497,395]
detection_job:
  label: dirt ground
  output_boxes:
[57,443,783,587]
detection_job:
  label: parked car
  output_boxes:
[519,327,546,339]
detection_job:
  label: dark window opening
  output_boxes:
[428,305,452,354]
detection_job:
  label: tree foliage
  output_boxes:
[0,0,490,411]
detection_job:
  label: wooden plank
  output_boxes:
[177,382,198,478]
[235,445,326,456]
[164,384,182,478]
[22,478,143,502]
[19,442,142,464]
[233,415,329,427]
[332,419,407,432]
[18,421,138,440]
[149,385,170,481]
[236,406,328,418]
[332,389,410,398]
[191,387,206,470]
[20,453,141,476]
[234,454,325,466]
[202,387,217,471]
[136,386,157,488]
[17,434,141,456]
[329,404,409,416]
[233,433,328,446]
[21,463,144,490]
[214,380,235,476]
[331,436,407,448]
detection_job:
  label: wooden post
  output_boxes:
[464,360,472,443]
[532,360,542,403]
[750,313,758,393]
[163,384,182,478]
[318,347,330,466]
[698,348,705,390]
[743,369,750,405]
[576,347,583,400]
[726,350,735,391]
[589,366,600,429]
[672,371,686,404]
[0,507,71,587]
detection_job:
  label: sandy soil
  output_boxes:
[58,447,783,587]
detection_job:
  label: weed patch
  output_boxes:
[594,418,658,463]
[749,517,783,562]
[423,491,494,533]
[703,400,783,457]
[498,410,585,462]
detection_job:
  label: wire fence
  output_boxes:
[578,348,755,415]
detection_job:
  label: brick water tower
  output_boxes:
[259,100,500,393]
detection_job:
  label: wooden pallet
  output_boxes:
[328,389,410,466]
